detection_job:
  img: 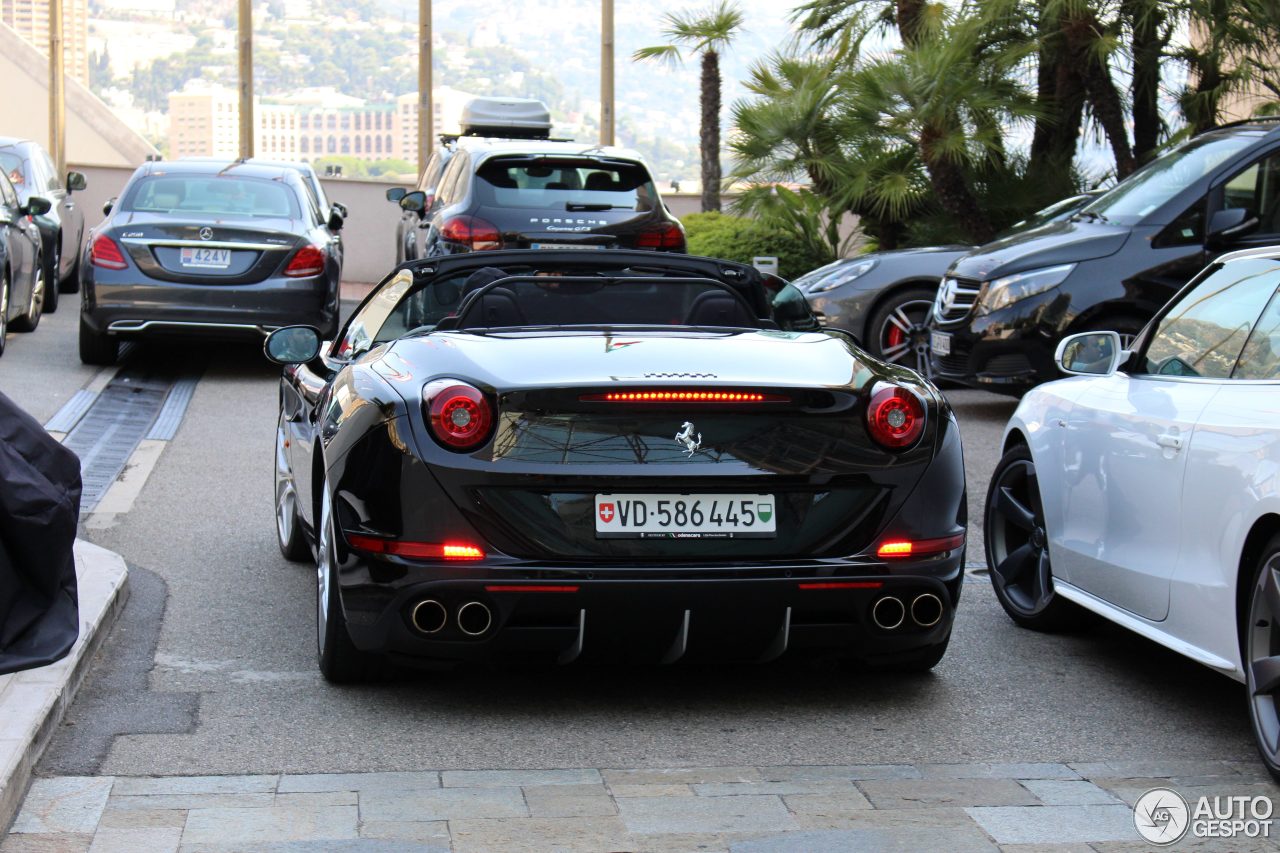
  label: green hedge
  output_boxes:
[681,212,832,280]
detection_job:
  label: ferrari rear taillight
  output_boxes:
[346,534,485,560]
[635,223,685,251]
[866,383,925,449]
[441,215,502,251]
[284,244,325,277]
[580,390,790,403]
[424,379,494,451]
[90,234,128,270]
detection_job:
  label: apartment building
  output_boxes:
[1,0,90,84]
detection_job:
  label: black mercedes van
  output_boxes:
[928,118,1280,394]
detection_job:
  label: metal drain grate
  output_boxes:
[61,367,201,512]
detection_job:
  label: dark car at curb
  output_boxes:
[799,192,1101,377]
[264,250,966,682]
[929,118,1280,395]
[0,137,87,314]
[0,171,51,354]
[395,140,684,256]
[79,159,344,365]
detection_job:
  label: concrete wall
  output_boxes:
[1,23,157,167]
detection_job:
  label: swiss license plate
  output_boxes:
[595,493,776,539]
[180,247,231,269]
[529,243,604,251]
[930,330,951,356]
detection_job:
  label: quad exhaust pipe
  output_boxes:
[456,601,493,637]
[410,599,447,634]
[871,593,945,630]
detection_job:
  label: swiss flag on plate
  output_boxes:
[598,502,615,524]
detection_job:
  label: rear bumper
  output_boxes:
[82,268,340,339]
[340,559,962,667]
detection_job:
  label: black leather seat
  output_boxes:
[683,290,756,327]
[468,287,527,327]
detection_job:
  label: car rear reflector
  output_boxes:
[797,581,885,590]
[875,533,965,560]
[580,391,790,403]
[90,234,128,270]
[346,534,485,560]
[283,244,325,277]
[484,585,580,593]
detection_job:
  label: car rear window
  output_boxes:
[121,175,301,218]
[474,158,659,212]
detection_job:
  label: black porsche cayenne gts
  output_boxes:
[265,250,966,682]
[79,159,343,365]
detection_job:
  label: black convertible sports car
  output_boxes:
[265,250,966,682]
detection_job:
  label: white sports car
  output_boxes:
[986,246,1280,777]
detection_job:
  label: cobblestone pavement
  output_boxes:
[5,761,1279,852]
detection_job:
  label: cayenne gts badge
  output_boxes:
[674,422,702,457]
[199,227,214,241]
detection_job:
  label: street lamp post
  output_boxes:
[48,0,65,178]
[418,0,432,175]
[238,0,253,159]
[601,0,614,146]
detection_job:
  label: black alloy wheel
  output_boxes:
[274,416,310,562]
[984,444,1084,631]
[868,287,937,378]
[1245,534,1280,782]
[11,257,43,333]
[315,482,376,683]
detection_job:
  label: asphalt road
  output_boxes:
[0,307,1257,778]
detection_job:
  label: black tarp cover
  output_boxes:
[0,390,81,675]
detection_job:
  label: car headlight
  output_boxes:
[804,258,880,293]
[977,264,1075,314]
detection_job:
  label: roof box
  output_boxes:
[459,97,553,139]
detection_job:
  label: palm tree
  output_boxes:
[730,53,928,249]
[635,2,745,212]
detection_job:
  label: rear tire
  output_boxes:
[984,444,1088,631]
[60,248,80,294]
[43,245,59,313]
[0,269,10,357]
[78,313,118,365]
[316,483,378,683]
[10,258,42,332]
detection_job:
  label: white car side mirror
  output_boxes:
[1055,331,1128,377]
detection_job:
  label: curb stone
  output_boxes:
[0,540,129,833]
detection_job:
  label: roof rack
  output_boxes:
[439,132,576,145]
[1195,115,1280,136]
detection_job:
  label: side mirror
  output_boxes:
[102,198,116,216]
[23,196,53,216]
[385,187,406,203]
[66,171,87,192]
[264,325,322,365]
[326,209,345,232]
[1208,207,1259,246]
[399,190,426,213]
[1055,331,1125,377]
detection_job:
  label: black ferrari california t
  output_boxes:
[264,250,966,682]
